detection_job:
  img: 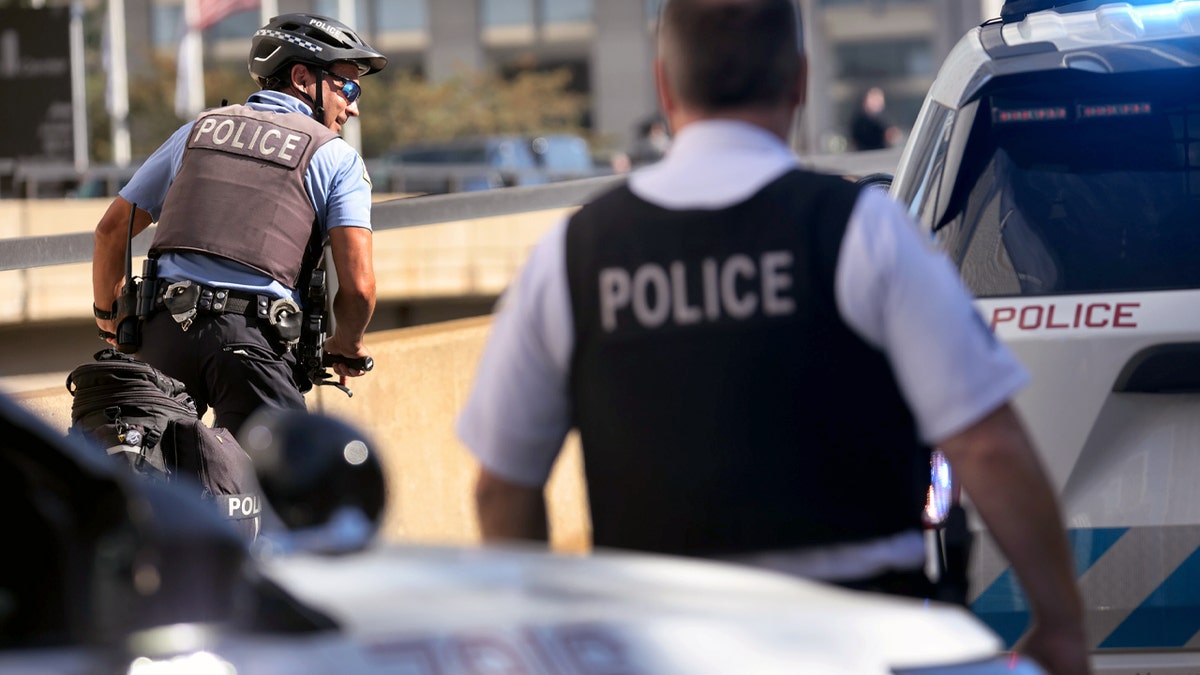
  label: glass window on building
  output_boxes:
[314,0,370,24]
[542,0,591,23]
[483,0,534,27]
[152,4,183,48]
[835,39,934,79]
[375,0,427,31]
[204,9,259,40]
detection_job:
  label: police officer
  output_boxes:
[92,14,384,437]
[456,1,1089,673]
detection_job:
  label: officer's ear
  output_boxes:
[290,63,315,90]
[653,57,675,123]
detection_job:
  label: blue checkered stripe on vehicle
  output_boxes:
[969,526,1200,649]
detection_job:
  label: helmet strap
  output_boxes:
[308,65,326,126]
[290,65,326,126]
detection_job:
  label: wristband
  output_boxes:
[93,302,118,320]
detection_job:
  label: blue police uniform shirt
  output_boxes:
[119,90,374,302]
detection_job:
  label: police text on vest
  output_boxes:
[599,252,795,331]
[189,114,312,170]
[220,493,262,520]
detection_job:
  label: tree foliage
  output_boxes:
[360,68,588,152]
[86,55,590,163]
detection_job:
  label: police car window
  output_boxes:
[892,101,954,229]
[939,69,1200,297]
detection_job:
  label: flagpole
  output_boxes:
[176,0,204,119]
[337,0,362,154]
[106,0,131,167]
[70,0,88,171]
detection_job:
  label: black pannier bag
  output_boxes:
[66,349,261,541]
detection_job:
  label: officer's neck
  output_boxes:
[668,104,795,144]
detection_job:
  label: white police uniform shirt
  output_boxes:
[119,90,374,302]
[456,119,1029,581]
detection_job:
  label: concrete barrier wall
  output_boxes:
[13,315,593,554]
[0,197,572,323]
[0,200,114,323]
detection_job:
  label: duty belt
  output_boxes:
[156,279,270,320]
[157,279,302,344]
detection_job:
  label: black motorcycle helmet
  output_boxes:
[239,409,387,541]
[248,13,387,123]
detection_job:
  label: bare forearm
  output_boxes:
[94,205,130,306]
[475,469,549,542]
[92,198,150,308]
[92,240,126,310]
[327,226,375,348]
[942,406,1083,625]
[330,288,374,346]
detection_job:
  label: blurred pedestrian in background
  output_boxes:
[849,86,898,150]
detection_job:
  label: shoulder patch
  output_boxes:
[363,164,373,188]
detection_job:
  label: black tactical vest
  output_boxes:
[565,170,931,557]
[152,105,338,288]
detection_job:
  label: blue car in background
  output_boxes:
[380,133,610,194]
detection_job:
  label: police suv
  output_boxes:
[891,0,1200,669]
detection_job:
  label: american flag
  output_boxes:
[195,0,260,30]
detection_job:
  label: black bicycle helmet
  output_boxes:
[248,13,387,88]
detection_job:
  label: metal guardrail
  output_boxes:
[0,161,143,200]
[0,148,901,273]
[0,174,624,272]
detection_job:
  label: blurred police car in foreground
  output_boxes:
[0,390,1039,674]
[890,0,1200,670]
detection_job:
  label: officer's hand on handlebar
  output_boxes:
[322,336,373,379]
[324,351,374,374]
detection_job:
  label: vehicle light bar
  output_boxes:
[1079,102,1153,118]
[993,106,1069,123]
[1001,1,1200,46]
[993,101,1154,124]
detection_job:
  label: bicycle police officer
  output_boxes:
[92,14,384,436]
[456,1,1089,673]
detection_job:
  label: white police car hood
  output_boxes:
[246,543,1031,675]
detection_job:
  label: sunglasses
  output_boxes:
[322,70,361,104]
